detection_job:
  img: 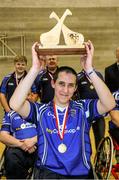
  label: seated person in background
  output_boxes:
[0,110,37,179]
[109,90,119,163]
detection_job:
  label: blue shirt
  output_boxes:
[0,111,37,140]
[34,68,58,103]
[0,72,37,103]
[77,70,104,99]
[26,99,101,176]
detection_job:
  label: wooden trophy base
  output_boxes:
[35,45,86,55]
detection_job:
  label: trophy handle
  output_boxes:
[50,11,84,45]
[40,9,72,46]
[37,9,86,56]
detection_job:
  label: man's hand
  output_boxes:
[27,146,37,154]
[18,140,29,151]
[80,40,94,72]
[19,136,37,153]
[32,42,46,72]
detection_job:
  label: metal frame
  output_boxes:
[0,34,25,58]
[93,136,114,179]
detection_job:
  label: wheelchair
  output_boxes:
[93,136,119,179]
[0,147,34,179]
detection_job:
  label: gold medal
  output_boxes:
[58,143,67,153]
[90,85,94,89]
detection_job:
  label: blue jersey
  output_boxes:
[34,68,57,103]
[77,70,104,99]
[26,99,101,176]
[0,111,37,140]
[0,72,37,103]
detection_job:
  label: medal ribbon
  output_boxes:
[48,72,54,80]
[15,73,24,86]
[54,103,68,140]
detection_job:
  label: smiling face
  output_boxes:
[46,55,58,72]
[51,71,77,107]
[15,61,27,75]
[14,55,27,77]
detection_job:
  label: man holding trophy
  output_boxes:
[9,39,116,179]
[9,9,116,179]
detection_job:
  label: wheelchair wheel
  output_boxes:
[94,136,114,179]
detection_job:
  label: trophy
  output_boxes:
[35,9,86,55]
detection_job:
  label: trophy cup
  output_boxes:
[35,9,86,55]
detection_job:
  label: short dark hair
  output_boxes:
[53,66,78,85]
[14,55,27,64]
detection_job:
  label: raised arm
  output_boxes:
[10,43,46,118]
[80,40,115,114]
